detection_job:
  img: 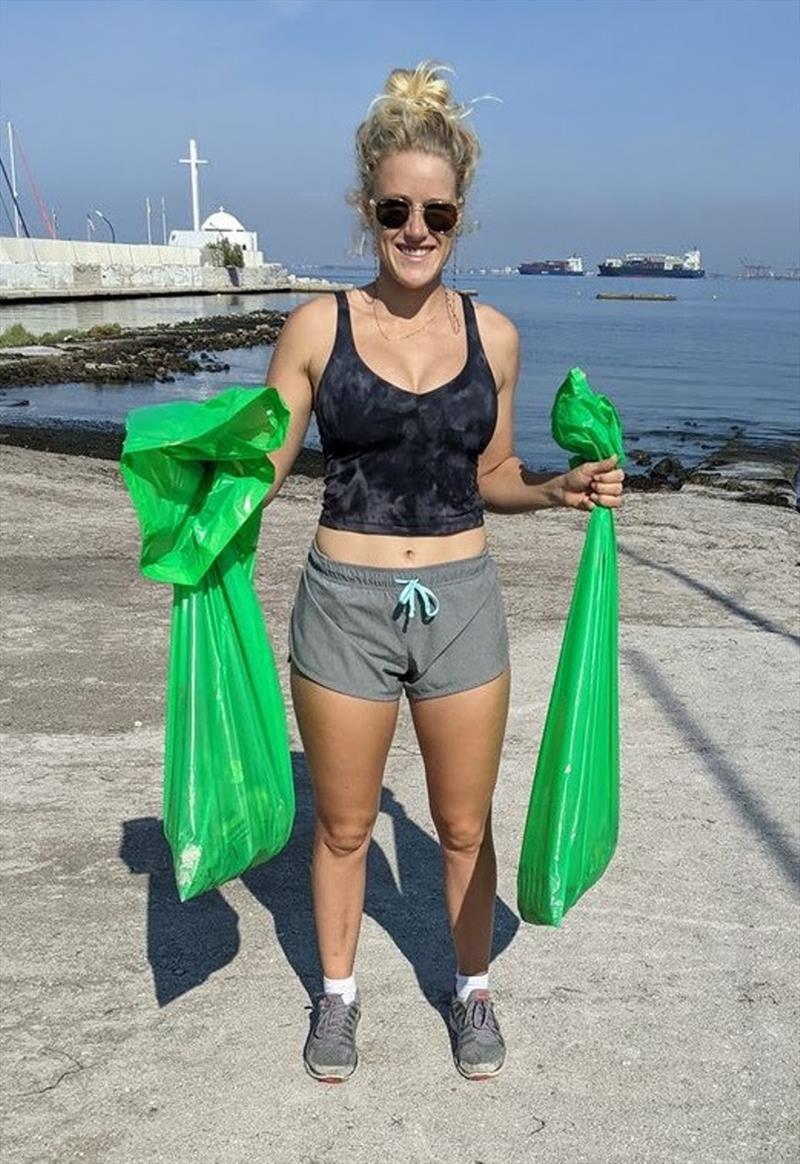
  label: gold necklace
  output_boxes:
[364,286,461,341]
[444,286,462,336]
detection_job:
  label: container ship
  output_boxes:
[598,248,705,278]
[519,254,584,276]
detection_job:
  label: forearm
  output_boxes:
[479,456,565,514]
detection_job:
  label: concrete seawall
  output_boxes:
[0,236,310,302]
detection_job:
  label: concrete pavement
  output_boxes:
[1,444,798,1164]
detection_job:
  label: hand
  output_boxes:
[559,455,625,511]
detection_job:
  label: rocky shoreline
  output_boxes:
[0,310,797,507]
[0,308,288,388]
[0,413,796,507]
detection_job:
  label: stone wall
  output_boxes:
[0,237,289,299]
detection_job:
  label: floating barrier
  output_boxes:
[596,292,677,301]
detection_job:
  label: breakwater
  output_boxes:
[0,237,346,302]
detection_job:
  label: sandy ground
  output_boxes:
[1,444,798,1164]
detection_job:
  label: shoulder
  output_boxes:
[273,293,338,373]
[472,300,519,346]
[471,300,519,388]
[280,292,338,342]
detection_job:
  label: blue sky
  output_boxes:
[0,0,798,273]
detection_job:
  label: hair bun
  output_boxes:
[353,59,484,207]
[383,61,455,117]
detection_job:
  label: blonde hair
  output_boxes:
[352,62,482,210]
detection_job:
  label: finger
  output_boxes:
[590,454,619,474]
[591,491,621,508]
[593,481,624,495]
[593,468,625,484]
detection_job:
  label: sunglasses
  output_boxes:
[370,196,459,235]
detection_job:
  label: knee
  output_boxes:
[316,816,375,858]
[434,815,490,857]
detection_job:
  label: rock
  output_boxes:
[628,449,652,466]
[651,456,688,485]
[626,456,687,493]
[688,438,799,509]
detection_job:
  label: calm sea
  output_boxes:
[1,270,798,469]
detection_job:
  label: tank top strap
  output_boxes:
[333,289,357,353]
[460,292,481,358]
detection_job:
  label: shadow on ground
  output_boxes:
[120,752,520,1009]
[624,647,800,891]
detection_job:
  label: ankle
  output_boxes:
[455,971,489,1003]
[323,974,358,1005]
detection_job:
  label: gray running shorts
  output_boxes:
[289,541,510,702]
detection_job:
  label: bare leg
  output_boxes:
[410,671,510,976]
[291,672,399,979]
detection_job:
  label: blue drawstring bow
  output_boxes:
[394,577,440,623]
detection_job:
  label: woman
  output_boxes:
[264,62,624,1083]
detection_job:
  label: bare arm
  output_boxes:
[477,309,624,513]
[261,299,327,506]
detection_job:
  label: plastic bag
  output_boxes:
[120,386,295,901]
[517,367,625,926]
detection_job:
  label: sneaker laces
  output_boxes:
[463,991,501,1045]
[312,994,357,1040]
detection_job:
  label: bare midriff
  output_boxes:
[314,524,488,568]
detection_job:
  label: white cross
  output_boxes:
[179,139,208,231]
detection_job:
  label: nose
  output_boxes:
[403,205,429,242]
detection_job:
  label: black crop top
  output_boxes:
[315,291,498,535]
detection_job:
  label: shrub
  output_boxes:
[206,238,245,269]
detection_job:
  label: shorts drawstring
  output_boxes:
[394,577,440,622]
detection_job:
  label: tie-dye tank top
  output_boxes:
[314,291,498,535]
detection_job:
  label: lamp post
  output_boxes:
[93,208,116,244]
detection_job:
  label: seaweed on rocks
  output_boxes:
[0,309,288,388]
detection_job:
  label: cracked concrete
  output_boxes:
[1,444,798,1164]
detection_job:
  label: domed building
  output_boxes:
[169,206,263,266]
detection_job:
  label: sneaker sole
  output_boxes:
[453,1059,504,1081]
[304,1054,358,1084]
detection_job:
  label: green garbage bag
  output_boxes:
[120,386,295,902]
[517,368,625,926]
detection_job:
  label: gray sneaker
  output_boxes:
[303,993,361,1083]
[448,989,506,1080]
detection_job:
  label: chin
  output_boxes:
[387,257,446,289]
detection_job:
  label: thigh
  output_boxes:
[291,670,399,830]
[410,670,510,829]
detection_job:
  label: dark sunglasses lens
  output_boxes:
[424,203,458,233]
[374,199,410,229]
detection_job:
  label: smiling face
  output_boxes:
[367,150,459,292]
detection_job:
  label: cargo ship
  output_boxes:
[519,254,584,276]
[598,248,705,278]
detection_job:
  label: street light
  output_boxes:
[93,208,116,244]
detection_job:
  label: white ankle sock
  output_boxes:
[455,971,489,1003]
[323,974,358,1005]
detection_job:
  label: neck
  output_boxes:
[373,273,447,319]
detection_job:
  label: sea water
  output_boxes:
[1,271,798,469]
